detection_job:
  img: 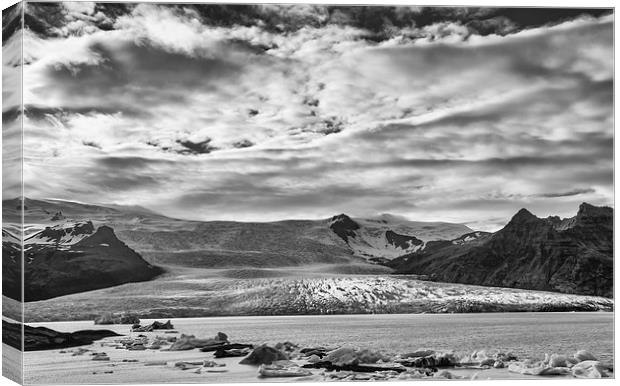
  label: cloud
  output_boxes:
[62,2,96,15]
[96,156,175,170]
[538,188,597,198]
[82,140,101,149]
[37,39,243,105]
[11,4,613,230]
[175,139,218,155]
[232,139,255,149]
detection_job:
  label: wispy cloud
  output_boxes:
[537,188,597,198]
[9,4,613,230]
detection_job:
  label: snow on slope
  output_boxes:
[329,214,473,260]
[360,214,473,242]
[2,229,20,245]
[343,226,424,259]
[2,230,21,263]
[23,221,95,250]
[451,231,491,245]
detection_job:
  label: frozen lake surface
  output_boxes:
[33,311,614,362]
[19,312,614,384]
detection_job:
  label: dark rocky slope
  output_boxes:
[2,230,22,301]
[329,214,361,243]
[4,225,163,301]
[389,203,613,297]
[385,230,423,250]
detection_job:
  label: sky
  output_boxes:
[2,2,614,230]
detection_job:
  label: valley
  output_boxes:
[1,197,614,322]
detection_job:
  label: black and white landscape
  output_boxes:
[2,2,614,383]
[1,197,614,319]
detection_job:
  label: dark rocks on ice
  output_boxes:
[2,320,121,351]
[300,347,330,358]
[275,341,298,352]
[131,320,174,332]
[201,343,254,352]
[259,361,313,378]
[167,332,228,351]
[322,347,389,366]
[214,347,253,358]
[303,361,407,373]
[398,354,456,368]
[239,345,289,365]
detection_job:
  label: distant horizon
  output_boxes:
[6,195,613,232]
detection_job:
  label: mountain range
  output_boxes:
[389,203,613,297]
[1,198,614,303]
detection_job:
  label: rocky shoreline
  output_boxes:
[15,319,614,382]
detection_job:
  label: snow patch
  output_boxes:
[335,215,472,260]
[24,221,94,247]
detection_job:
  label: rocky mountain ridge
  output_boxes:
[389,203,613,297]
[4,198,473,267]
[3,220,163,302]
[2,198,613,301]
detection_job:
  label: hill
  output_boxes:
[3,221,163,301]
